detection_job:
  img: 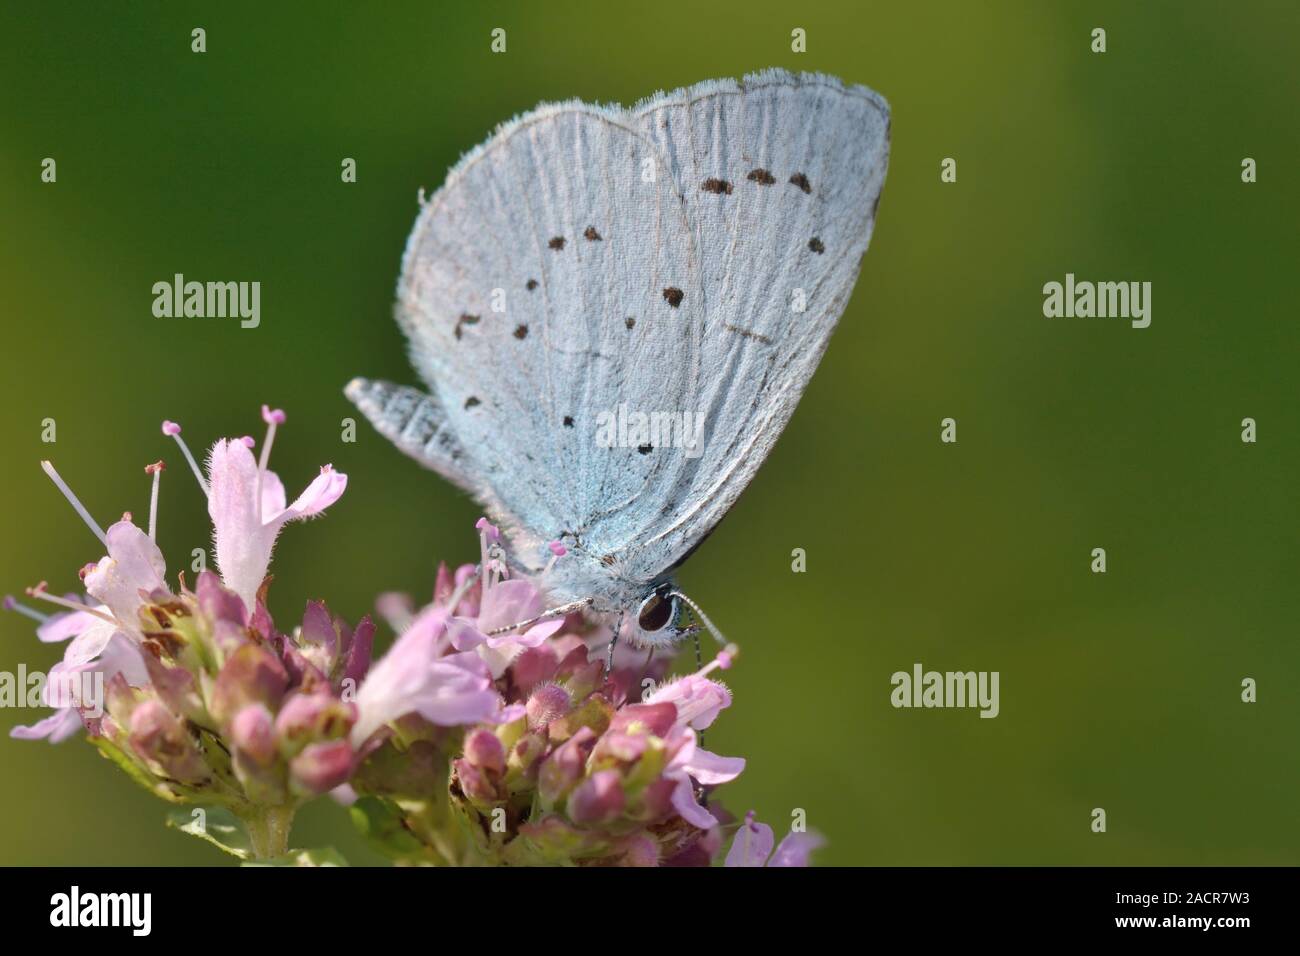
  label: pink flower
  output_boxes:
[207,409,346,613]
[351,608,504,745]
[447,578,565,678]
[724,810,826,867]
[11,633,147,742]
[662,729,746,829]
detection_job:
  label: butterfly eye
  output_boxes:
[636,591,675,632]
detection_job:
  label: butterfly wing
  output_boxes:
[610,69,891,581]
[371,104,706,569]
[351,70,889,590]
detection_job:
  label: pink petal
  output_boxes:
[258,469,287,522]
[276,465,347,524]
[647,675,732,730]
[37,608,100,644]
[477,579,542,633]
[83,520,167,626]
[685,745,746,786]
[768,831,826,867]
[484,617,563,650]
[669,776,720,829]
[61,619,118,666]
[447,617,487,651]
[207,438,269,613]
[725,819,776,867]
[10,708,83,743]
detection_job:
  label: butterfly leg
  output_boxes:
[604,609,624,678]
[483,598,593,637]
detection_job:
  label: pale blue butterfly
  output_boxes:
[347,69,890,664]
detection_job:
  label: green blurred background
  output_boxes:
[1,1,1296,866]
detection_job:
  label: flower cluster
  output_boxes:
[344,520,769,866]
[7,407,356,859]
[7,410,822,866]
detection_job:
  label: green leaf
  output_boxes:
[242,847,349,867]
[349,795,434,862]
[166,806,253,859]
[88,736,188,803]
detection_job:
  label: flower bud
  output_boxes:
[463,727,506,773]
[567,769,625,825]
[209,643,288,725]
[128,699,209,785]
[511,645,559,693]
[525,682,572,729]
[274,691,355,754]
[289,739,354,795]
[230,704,277,766]
[608,702,676,738]
[454,757,500,805]
[537,727,595,806]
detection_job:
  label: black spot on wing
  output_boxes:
[526,278,538,291]
[454,313,480,340]
[789,172,812,194]
[808,237,825,254]
[548,236,565,250]
[513,324,529,339]
[583,226,602,241]
[747,168,776,185]
[662,288,684,308]
[701,178,733,195]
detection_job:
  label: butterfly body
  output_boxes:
[348,69,890,648]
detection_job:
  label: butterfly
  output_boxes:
[347,69,889,661]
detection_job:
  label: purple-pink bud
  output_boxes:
[128,699,208,785]
[454,757,499,804]
[275,691,355,750]
[463,728,506,773]
[230,704,277,765]
[618,833,660,867]
[289,739,353,795]
[261,404,286,425]
[210,643,288,725]
[538,727,595,804]
[161,420,181,436]
[608,702,677,738]
[511,645,559,693]
[526,682,572,729]
[568,769,625,825]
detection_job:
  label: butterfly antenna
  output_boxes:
[668,591,728,647]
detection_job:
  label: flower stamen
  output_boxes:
[162,421,209,496]
[3,594,50,624]
[542,539,566,577]
[256,405,285,522]
[144,461,164,541]
[40,460,108,546]
[23,584,117,626]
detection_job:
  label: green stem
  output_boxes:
[242,805,296,860]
